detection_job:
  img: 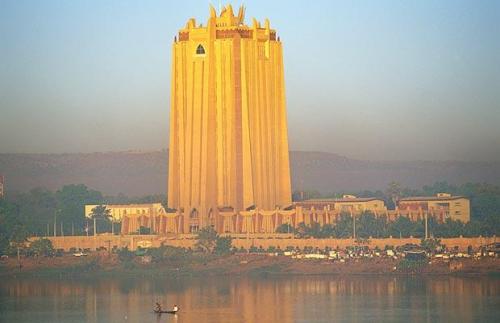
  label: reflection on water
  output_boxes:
[0,275,499,322]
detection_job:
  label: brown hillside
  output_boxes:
[0,150,499,196]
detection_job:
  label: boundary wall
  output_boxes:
[37,235,498,252]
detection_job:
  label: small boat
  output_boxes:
[154,310,178,314]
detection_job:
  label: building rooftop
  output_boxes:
[399,196,466,202]
[86,203,162,208]
[297,197,383,204]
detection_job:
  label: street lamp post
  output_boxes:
[352,209,356,240]
[53,209,61,237]
[425,212,428,240]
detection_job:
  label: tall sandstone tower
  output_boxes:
[168,5,292,233]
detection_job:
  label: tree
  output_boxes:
[195,226,218,253]
[420,238,442,252]
[308,222,322,238]
[433,218,464,238]
[90,205,110,219]
[89,205,112,234]
[56,184,103,235]
[334,213,353,238]
[275,223,295,234]
[292,190,322,202]
[320,224,335,238]
[477,210,500,236]
[356,212,387,238]
[17,188,57,236]
[386,181,402,209]
[421,181,461,198]
[295,222,309,238]
[0,199,20,253]
[29,238,55,257]
[388,216,414,238]
[463,220,482,237]
[10,224,28,262]
[214,236,233,255]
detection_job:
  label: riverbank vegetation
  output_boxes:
[2,242,498,277]
[1,226,498,277]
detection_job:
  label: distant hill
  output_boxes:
[0,150,499,196]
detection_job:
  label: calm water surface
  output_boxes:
[0,275,499,322]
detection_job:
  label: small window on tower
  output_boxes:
[196,44,205,55]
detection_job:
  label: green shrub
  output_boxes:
[140,245,196,265]
[398,259,427,272]
[195,227,218,253]
[267,246,277,253]
[214,236,232,255]
[118,247,134,262]
[420,238,442,252]
[29,238,55,257]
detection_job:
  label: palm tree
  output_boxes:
[90,205,111,235]
[386,181,402,209]
[10,225,28,268]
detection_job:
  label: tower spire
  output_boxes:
[169,6,291,233]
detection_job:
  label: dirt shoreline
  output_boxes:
[1,253,499,278]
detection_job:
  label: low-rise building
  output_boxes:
[295,193,470,225]
[85,203,168,234]
[396,193,470,223]
[295,195,388,216]
[291,195,389,226]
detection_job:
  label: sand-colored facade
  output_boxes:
[296,193,471,223]
[84,203,164,222]
[296,196,388,215]
[167,5,292,233]
[396,193,470,223]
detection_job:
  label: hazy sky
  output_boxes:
[1,0,499,161]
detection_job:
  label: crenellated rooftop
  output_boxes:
[176,4,278,42]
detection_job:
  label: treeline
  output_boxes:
[0,184,165,253]
[277,212,493,239]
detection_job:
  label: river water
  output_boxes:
[0,275,498,322]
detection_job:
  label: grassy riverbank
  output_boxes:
[1,252,499,278]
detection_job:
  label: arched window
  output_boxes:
[196,44,205,55]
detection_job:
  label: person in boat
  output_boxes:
[172,304,179,313]
[155,302,162,312]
